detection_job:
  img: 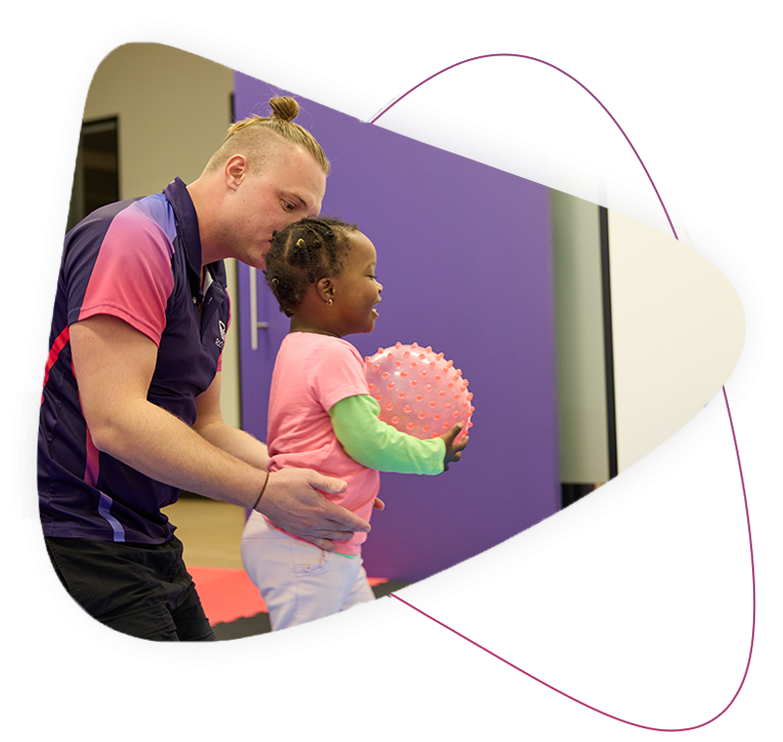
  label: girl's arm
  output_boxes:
[329,394,465,474]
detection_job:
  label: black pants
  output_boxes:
[45,535,216,641]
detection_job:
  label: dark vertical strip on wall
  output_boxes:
[599,206,618,479]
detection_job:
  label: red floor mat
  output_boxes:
[189,566,388,626]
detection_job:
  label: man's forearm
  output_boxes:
[91,397,268,508]
[194,418,270,472]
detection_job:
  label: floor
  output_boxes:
[162,494,247,570]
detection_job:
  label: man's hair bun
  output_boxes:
[269,96,300,122]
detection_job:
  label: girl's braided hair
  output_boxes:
[264,217,358,317]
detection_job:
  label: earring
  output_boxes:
[327,298,333,306]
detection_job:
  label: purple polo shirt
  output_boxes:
[38,178,230,544]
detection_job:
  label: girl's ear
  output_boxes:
[316,277,334,304]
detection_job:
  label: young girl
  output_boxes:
[241,217,468,631]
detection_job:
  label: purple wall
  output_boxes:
[234,72,560,582]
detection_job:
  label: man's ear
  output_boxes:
[224,154,249,191]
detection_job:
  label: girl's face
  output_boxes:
[328,231,383,336]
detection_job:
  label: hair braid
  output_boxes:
[264,217,358,317]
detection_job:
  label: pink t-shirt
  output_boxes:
[266,332,380,555]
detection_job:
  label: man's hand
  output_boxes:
[257,468,370,551]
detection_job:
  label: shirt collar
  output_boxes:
[163,177,227,300]
[163,177,203,283]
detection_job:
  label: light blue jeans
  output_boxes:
[241,511,375,631]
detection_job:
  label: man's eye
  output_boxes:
[283,201,295,211]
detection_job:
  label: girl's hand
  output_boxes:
[440,423,469,471]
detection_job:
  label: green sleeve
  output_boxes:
[329,394,445,475]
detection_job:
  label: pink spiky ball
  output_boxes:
[364,342,474,442]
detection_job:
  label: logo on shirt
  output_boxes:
[215,320,227,349]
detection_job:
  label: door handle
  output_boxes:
[249,267,269,350]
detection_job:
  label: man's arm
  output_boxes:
[70,314,369,549]
[192,370,271,470]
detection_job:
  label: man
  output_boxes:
[39,97,372,641]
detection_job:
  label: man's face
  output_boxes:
[227,144,326,269]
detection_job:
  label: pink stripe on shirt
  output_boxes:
[11,327,71,460]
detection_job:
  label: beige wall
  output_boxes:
[608,212,745,472]
[83,43,234,201]
[81,43,241,428]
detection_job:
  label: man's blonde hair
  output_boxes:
[204,96,330,175]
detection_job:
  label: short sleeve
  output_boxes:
[72,205,175,346]
[310,339,372,412]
